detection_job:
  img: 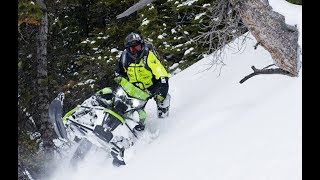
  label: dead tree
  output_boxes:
[35,0,56,153]
[230,0,301,82]
[196,0,301,82]
[194,0,248,71]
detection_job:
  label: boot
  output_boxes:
[156,94,170,118]
[111,147,126,167]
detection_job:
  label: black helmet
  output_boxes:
[124,32,144,48]
[124,32,145,58]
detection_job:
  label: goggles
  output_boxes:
[129,44,142,52]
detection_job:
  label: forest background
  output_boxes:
[17,0,302,178]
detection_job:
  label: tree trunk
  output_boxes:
[35,0,55,152]
[230,0,301,76]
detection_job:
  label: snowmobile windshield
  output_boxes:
[116,77,150,100]
[114,87,147,110]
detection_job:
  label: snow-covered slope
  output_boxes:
[48,1,302,179]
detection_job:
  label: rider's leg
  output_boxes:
[156,93,170,118]
[134,109,146,131]
[138,109,146,125]
[111,145,126,167]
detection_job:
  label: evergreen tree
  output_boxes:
[138,0,214,72]
[18,0,230,176]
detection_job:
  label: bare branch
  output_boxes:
[116,0,155,19]
[239,64,294,84]
[194,0,248,73]
[18,30,29,44]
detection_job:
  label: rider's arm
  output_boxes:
[146,51,169,98]
[152,77,169,99]
[146,51,168,79]
[115,51,127,77]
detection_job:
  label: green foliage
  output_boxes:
[19,0,220,136]
[19,0,247,174]
[44,0,142,110]
[18,0,42,27]
[18,0,289,176]
[138,0,214,73]
[285,0,302,5]
[19,133,38,155]
[18,0,231,159]
[18,132,42,176]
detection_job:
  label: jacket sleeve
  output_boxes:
[115,51,126,77]
[146,51,168,79]
[146,50,169,98]
[152,77,169,98]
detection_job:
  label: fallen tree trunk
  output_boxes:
[230,0,301,76]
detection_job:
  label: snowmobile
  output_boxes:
[49,77,151,167]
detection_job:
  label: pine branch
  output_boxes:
[239,64,294,84]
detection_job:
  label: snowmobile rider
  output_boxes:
[114,32,171,131]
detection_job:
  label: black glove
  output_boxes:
[152,77,169,101]
[134,124,145,131]
[114,76,123,84]
[154,94,165,103]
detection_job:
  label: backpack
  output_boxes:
[121,43,160,72]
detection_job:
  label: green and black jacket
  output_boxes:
[115,43,169,98]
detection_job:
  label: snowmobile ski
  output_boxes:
[48,92,68,140]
